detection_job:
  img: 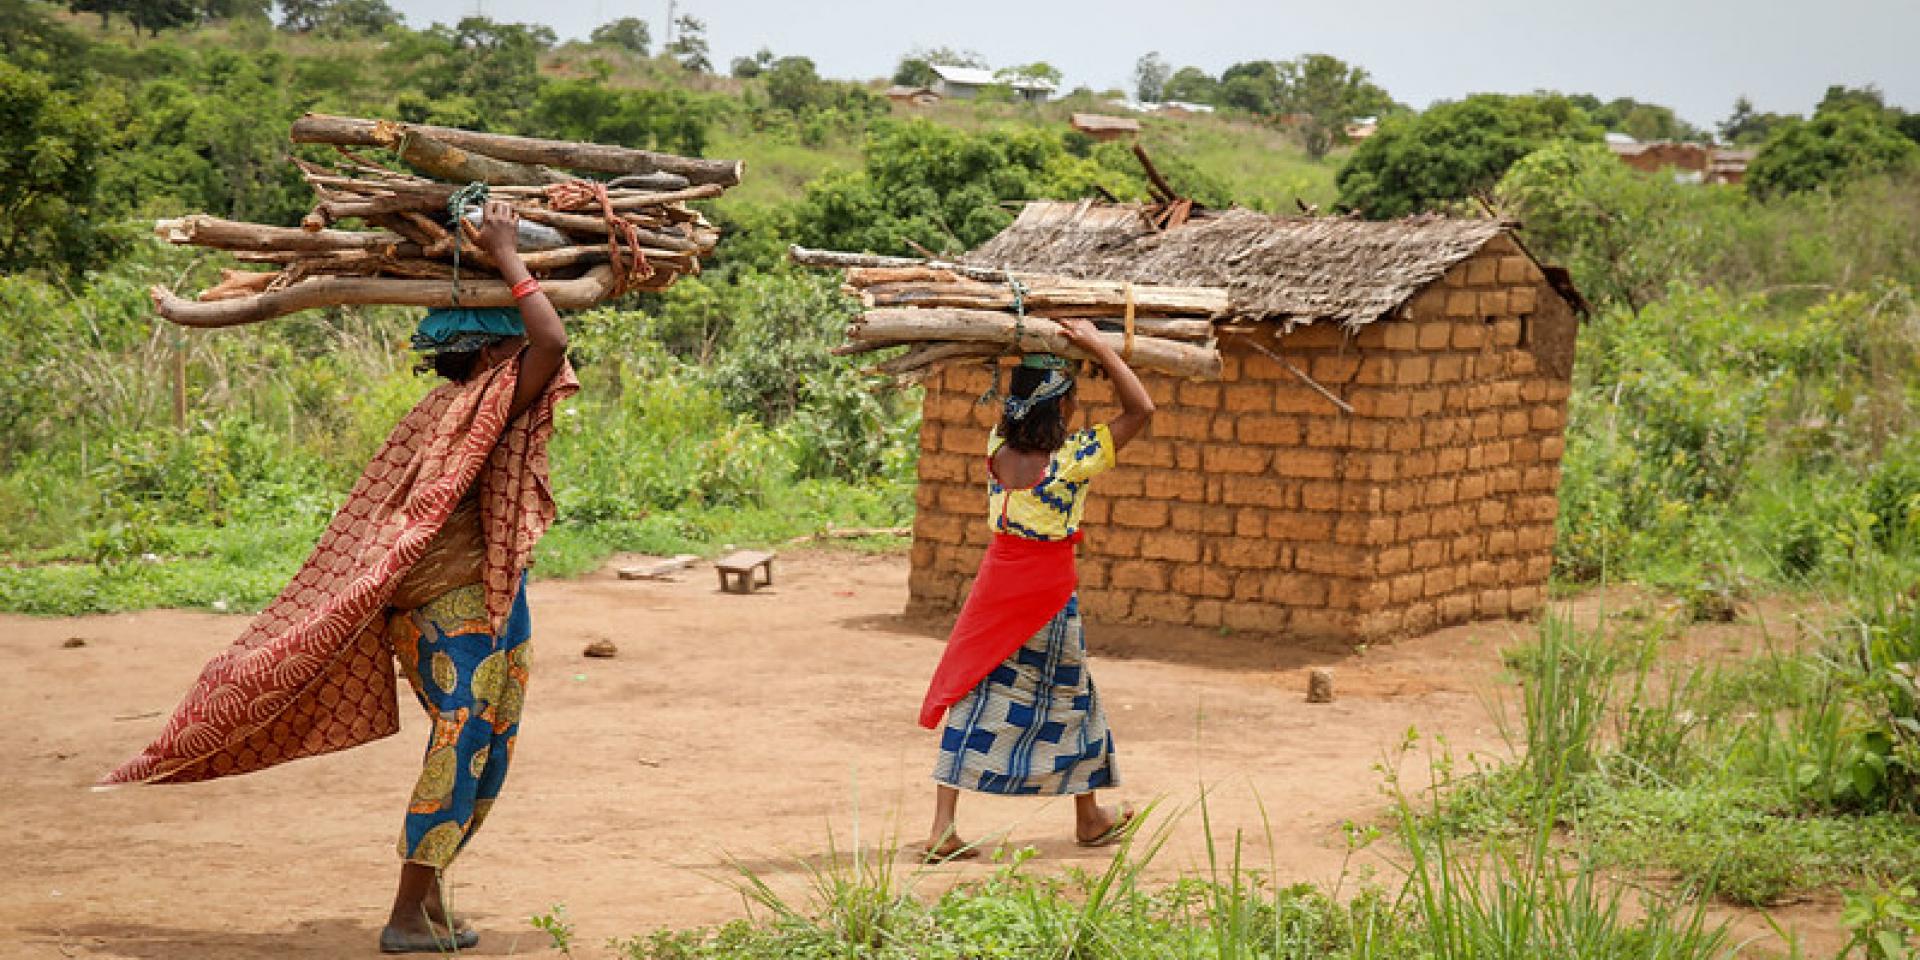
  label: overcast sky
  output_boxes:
[389,0,1918,128]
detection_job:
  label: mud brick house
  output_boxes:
[906,201,1585,642]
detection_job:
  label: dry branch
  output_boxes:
[152,266,621,328]
[852,308,1219,379]
[391,130,567,186]
[290,113,745,186]
[156,216,413,254]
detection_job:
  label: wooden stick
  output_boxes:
[151,266,618,328]
[303,194,440,230]
[290,113,745,187]
[852,308,1219,379]
[518,208,705,253]
[1227,332,1355,415]
[391,129,568,186]
[1133,143,1179,203]
[845,266,962,285]
[791,245,1032,283]
[854,280,1226,320]
[197,269,278,302]
[156,216,413,254]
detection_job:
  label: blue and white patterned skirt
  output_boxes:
[934,595,1119,795]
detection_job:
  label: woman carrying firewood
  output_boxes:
[101,200,574,954]
[919,319,1155,861]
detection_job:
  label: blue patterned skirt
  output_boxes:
[934,595,1119,795]
[390,581,532,869]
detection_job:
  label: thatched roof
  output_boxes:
[964,201,1518,327]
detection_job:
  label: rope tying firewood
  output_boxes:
[978,271,1034,406]
[545,179,652,295]
[445,181,489,305]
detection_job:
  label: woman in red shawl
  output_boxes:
[919,319,1156,862]
[101,200,575,954]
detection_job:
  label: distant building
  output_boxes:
[1070,113,1142,141]
[1345,116,1379,141]
[928,64,1054,104]
[1708,148,1755,186]
[1607,138,1751,185]
[886,85,941,107]
[1157,100,1215,116]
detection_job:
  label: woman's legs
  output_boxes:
[926,783,966,854]
[385,863,440,935]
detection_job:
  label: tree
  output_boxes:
[997,61,1061,88]
[68,0,130,29]
[1218,59,1282,114]
[588,16,649,55]
[0,59,117,276]
[1746,104,1920,198]
[1719,95,1787,146]
[1336,93,1602,218]
[1496,141,1702,313]
[891,56,934,87]
[1133,51,1169,102]
[1818,84,1887,116]
[278,0,399,34]
[730,47,773,79]
[762,55,824,113]
[1278,53,1394,159]
[128,0,198,35]
[391,16,553,129]
[1566,93,1701,141]
[1161,66,1217,105]
[664,14,709,73]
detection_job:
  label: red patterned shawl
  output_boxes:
[100,356,578,786]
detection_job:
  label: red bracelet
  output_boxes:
[510,277,541,300]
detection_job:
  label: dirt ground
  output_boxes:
[3,550,1846,958]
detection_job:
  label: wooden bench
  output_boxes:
[714,550,775,594]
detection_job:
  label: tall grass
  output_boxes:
[594,776,1741,960]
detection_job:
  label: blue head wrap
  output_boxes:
[411,307,525,353]
[1003,355,1075,421]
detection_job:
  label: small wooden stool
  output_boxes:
[715,550,775,594]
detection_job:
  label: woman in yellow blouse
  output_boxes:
[918,318,1156,861]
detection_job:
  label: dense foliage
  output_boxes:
[1336,93,1603,217]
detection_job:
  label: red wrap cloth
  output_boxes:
[918,532,1081,729]
[100,356,577,786]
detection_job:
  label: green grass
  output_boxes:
[706,127,863,211]
[0,477,909,615]
[543,752,1740,959]
[1138,113,1345,212]
[1439,607,1920,915]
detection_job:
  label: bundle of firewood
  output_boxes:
[149,114,743,327]
[790,246,1226,380]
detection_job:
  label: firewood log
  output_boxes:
[156,216,414,254]
[197,269,279,302]
[151,265,619,328]
[390,129,569,186]
[850,308,1219,379]
[290,113,745,187]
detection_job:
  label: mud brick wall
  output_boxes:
[907,237,1577,643]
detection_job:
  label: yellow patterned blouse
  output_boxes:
[986,423,1116,541]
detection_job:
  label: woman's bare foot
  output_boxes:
[922,834,981,863]
[1074,797,1135,846]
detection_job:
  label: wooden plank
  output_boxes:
[714,550,775,571]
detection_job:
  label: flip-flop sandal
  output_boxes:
[379,924,480,954]
[921,840,983,864]
[1076,805,1138,848]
